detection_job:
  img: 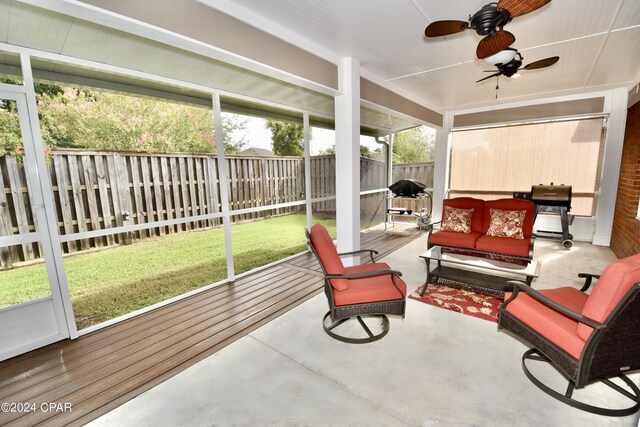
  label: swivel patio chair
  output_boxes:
[499,253,640,416]
[305,224,406,344]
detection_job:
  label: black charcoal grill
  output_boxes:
[530,183,574,248]
[386,179,432,231]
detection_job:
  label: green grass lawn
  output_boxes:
[0,214,336,329]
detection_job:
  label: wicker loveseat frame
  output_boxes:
[305,224,406,344]
[499,254,640,416]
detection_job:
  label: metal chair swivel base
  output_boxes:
[322,312,390,344]
[522,349,640,417]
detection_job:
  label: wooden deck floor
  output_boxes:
[0,226,419,426]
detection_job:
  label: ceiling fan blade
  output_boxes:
[425,20,469,37]
[497,0,551,18]
[523,56,560,70]
[476,30,516,59]
[476,72,501,83]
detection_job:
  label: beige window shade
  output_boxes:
[449,118,605,216]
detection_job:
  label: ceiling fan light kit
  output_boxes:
[484,47,518,66]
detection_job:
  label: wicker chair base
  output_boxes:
[332,299,405,320]
[522,349,640,417]
[322,312,390,344]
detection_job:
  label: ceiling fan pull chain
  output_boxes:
[495,76,500,99]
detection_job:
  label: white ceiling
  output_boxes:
[204,0,640,112]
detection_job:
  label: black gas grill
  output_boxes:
[530,183,573,248]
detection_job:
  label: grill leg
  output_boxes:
[560,206,569,241]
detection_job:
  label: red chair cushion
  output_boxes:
[475,235,531,258]
[483,199,534,238]
[504,287,589,359]
[333,272,407,306]
[442,198,485,234]
[577,254,640,340]
[309,224,348,291]
[430,230,482,250]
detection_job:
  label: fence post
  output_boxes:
[206,155,219,227]
[107,153,126,244]
[0,156,14,268]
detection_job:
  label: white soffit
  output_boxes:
[0,0,335,116]
[211,0,640,111]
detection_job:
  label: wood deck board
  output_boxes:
[0,266,295,384]
[6,277,324,426]
[0,267,298,391]
[0,227,419,427]
[1,270,314,402]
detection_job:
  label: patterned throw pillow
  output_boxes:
[486,209,526,239]
[441,206,474,233]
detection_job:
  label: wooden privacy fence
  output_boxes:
[392,162,434,188]
[1,151,435,268]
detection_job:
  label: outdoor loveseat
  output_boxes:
[427,197,536,260]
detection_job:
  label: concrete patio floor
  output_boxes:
[89,234,640,427]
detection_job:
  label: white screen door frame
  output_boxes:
[0,77,76,361]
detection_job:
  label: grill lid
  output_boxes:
[389,179,426,198]
[531,184,571,201]
[530,183,572,203]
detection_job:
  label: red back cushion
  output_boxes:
[483,199,534,237]
[442,198,485,234]
[309,224,348,291]
[577,254,640,340]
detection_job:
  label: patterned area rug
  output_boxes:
[410,284,503,323]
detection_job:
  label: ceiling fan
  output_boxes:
[424,0,551,59]
[476,49,559,83]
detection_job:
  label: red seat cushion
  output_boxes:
[309,224,348,291]
[475,235,531,258]
[333,272,407,306]
[430,230,482,250]
[504,287,589,359]
[577,254,640,340]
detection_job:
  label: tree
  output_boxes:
[392,126,435,164]
[1,80,66,155]
[2,82,248,156]
[266,120,303,156]
[220,116,248,154]
[317,145,334,156]
[318,144,384,161]
[0,102,22,155]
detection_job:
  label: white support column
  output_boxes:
[335,57,360,266]
[303,112,312,231]
[386,133,394,213]
[432,111,453,221]
[593,88,628,246]
[212,93,235,279]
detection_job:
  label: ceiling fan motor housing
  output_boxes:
[470,3,511,36]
